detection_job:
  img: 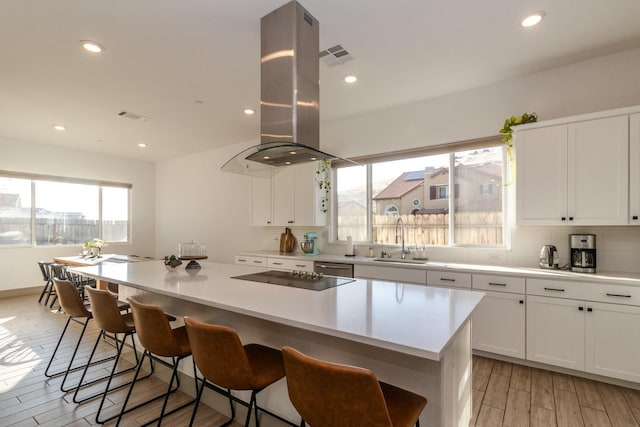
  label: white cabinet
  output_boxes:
[473,291,525,358]
[255,163,326,227]
[471,274,526,358]
[526,295,585,371]
[516,115,629,225]
[629,113,640,223]
[426,271,471,289]
[585,302,640,382]
[234,255,268,268]
[527,278,640,382]
[250,177,273,226]
[267,258,314,272]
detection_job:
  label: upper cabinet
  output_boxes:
[251,162,326,227]
[516,114,629,225]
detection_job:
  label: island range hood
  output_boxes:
[222,1,349,178]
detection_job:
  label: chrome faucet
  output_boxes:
[395,217,410,259]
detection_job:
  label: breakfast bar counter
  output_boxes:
[70,260,484,427]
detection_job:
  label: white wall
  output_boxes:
[0,137,155,292]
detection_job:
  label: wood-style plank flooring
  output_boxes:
[4,293,640,426]
[471,356,640,427]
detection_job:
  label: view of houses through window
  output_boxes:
[335,145,504,247]
[0,175,130,246]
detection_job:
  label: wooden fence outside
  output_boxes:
[0,217,127,245]
[338,212,502,246]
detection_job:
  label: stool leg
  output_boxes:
[44,316,73,377]
[188,375,207,427]
[244,390,257,427]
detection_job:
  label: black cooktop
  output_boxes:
[232,270,354,291]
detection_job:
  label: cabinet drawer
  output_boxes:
[234,256,268,268]
[473,274,525,294]
[583,283,640,307]
[527,279,586,300]
[354,265,426,284]
[427,271,471,289]
[267,258,314,272]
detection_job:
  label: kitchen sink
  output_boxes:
[372,258,428,265]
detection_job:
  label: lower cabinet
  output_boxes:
[526,295,585,371]
[472,291,525,359]
[354,265,426,285]
[527,295,640,382]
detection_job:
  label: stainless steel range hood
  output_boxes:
[222,1,348,178]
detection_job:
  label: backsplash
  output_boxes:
[258,225,640,274]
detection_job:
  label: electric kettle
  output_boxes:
[539,245,559,269]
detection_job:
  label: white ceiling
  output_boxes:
[1,0,640,162]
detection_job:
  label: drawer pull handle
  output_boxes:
[316,264,352,270]
[578,306,584,311]
[606,293,631,298]
[272,262,283,265]
[544,287,565,292]
[488,282,507,287]
[587,307,593,312]
[519,300,524,304]
[237,259,246,262]
[440,278,456,282]
[253,261,263,264]
[295,264,307,268]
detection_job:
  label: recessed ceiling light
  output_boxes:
[521,11,545,27]
[344,75,358,84]
[285,161,291,165]
[243,109,255,115]
[289,151,297,155]
[138,143,147,148]
[263,156,271,160]
[80,40,105,53]
[310,157,317,161]
[53,125,66,131]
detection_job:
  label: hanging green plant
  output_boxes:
[499,112,538,184]
[315,159,331,214]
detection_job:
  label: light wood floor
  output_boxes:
[3,293,640,427]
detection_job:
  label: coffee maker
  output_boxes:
[570,234,596,273]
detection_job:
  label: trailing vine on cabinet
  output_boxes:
[315,160,331,213]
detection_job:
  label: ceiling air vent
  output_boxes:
[320,44,353,67]
[117,111,150,122]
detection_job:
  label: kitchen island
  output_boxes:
[70,260,484,427]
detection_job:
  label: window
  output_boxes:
[0,172,131,246]
[334,142,505,247]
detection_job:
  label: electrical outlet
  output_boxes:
[488,253,501,263]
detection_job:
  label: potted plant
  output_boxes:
[499,112,538,183]
[164,255,182,271]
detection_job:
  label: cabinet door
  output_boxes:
[250,177,272,226]
[585,302,640,382]
[568,116,629,225]
[472,291,525,358]
[272,168,295,226]
[526,295,585,370]
[515,125,568,225]
[630,113,640,223]
[354,265,426,284]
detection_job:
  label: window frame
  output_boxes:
[331,138,509,248]
[0,170,132,248]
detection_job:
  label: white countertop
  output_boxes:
[70,260,484,361]
[238,250,640,286]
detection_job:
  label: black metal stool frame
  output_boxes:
[115,351,198,426]
[189,376,298,427]
[72,329,153,407]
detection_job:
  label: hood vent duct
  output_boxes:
[222,1,351,178]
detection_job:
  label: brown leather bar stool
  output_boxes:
[184,316,286,427]
[75,286,152,424]
[115,297,197,427]
[44,279,124,392]
[282,346,427,427]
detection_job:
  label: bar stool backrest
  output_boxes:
[53,279,91,318]
[85,287,133,334]
[282,346,393,427]
[37,261,52,282]
[127,297,185,357]
[183,316,254,390]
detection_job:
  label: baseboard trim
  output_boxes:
[0,286,41,299]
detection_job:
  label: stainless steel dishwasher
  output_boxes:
[313,261,354,278]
